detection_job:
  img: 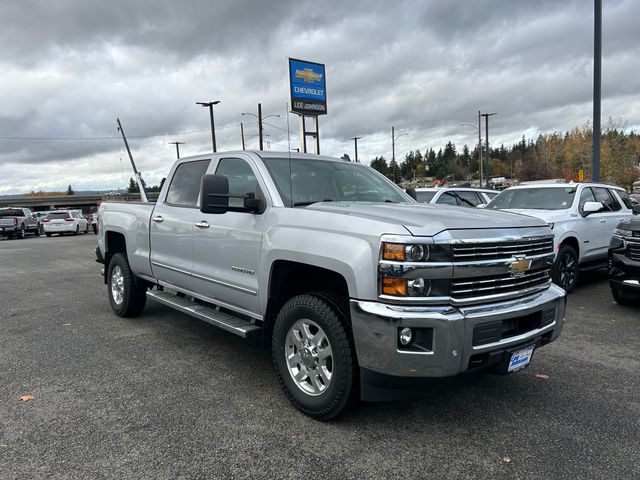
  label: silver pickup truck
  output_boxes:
[97,151,565,419]
[0,207,41,239]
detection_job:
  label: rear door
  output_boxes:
[150,158,211,292]
[191,155,266,316]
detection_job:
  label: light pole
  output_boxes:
[461,121,482,186]
[480,112,497,187]
[351,136,363,162]
[196,100,220,152]
[240,122,245,150]
[391,126,408,184]
[241,105,281,150]
[168,141,185,159]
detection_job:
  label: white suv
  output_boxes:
[43,210,89,236]
[415,187,498,207]
[486,182,635,291]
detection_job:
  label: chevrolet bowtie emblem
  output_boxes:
[509,257,532,276]
[295,68,322,83]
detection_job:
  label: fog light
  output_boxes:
[399,327,413,346]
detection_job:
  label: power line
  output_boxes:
[0,123,241,141]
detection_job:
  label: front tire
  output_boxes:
[272,294,358,421]
[34,224,41,236]
[107,253,147,317]
[45,232,52,237]
[552,244,579,292]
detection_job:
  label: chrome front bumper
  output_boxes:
[350,284,566,378]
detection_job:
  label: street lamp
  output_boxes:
[241,103,281,150]
[196,100,220,153]
[350,136,363,162]
[391,126,408,184]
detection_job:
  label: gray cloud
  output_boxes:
[0,0,638,193]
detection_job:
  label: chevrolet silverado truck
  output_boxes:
[0,207,41,239]
[97,151,566,419]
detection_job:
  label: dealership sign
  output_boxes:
[288,58,327,115]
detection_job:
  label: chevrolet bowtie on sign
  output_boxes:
[289,58,327,116]
[509,256,532,277]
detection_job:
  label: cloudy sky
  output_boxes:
[1,0,638,194]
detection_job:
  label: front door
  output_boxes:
[191,156,265,317]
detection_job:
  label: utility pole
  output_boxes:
[168,141,185,159]
[478,110,483,188]
[392,126,396,182]
[240,122,245,150]
[481,112,497,187]
[351,136,363,162]
[593,0,602,181]
[258,103,264,151]
[196,100,220,152]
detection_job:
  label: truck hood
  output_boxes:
[494,208,570,224]
[306,202,548,236]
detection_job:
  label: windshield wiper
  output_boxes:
[450,192,476,207]
[293,199,333,207]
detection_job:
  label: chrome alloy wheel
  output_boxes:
[110,265,125,305]
[285,319,333,396]
[558,252,577,288]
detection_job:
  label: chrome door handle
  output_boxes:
[599,219,606,223]
[152,216,164,223]
[195,221,210,229]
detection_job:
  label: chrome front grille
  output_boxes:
[451,268,551,300]
[628,238,640,261]
[452,237,554,261]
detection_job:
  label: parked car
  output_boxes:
[415,187,498,207]
[97,150,565,420]
[486,182,635,291]
[0,207,41,239]
[42,210,89,236]
[609,217,640,305]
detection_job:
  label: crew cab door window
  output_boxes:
[165,159,211,207]
[215,158,262,209]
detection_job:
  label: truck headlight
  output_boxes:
[382,242,449,262]
[613,227,632,238]
[381,277,448,297]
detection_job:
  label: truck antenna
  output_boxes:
[116,118,149,202]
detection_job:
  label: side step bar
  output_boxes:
[146,290,262,339]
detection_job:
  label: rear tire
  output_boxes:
[17,225,25,239]
[45,232,52,237]
[73,225,79,235]
[552,244,579,292]
[272,293,358,421]
[107,253,147,317]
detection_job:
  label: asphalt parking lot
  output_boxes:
[1,233,639,479]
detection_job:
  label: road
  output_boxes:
[1,234,639,479]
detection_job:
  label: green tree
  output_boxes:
[66,184,75,195]
[370,156,388,175]
[127,177,140,193]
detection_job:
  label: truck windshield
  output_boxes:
[487,187,577,210]
[261,158,411,206]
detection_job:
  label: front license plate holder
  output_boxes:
[507,345,535,373]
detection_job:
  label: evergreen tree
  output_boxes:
[369,156,388,175]
[127,177,140,193]
[66,184,75,195]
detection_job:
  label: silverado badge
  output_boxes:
[509,256,532,277]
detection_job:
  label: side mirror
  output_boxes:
[632,204,640,215]
[200,174,229,214]
[405,187,417,201]
[582,201,603,217]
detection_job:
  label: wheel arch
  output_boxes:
[263,260,350,347]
